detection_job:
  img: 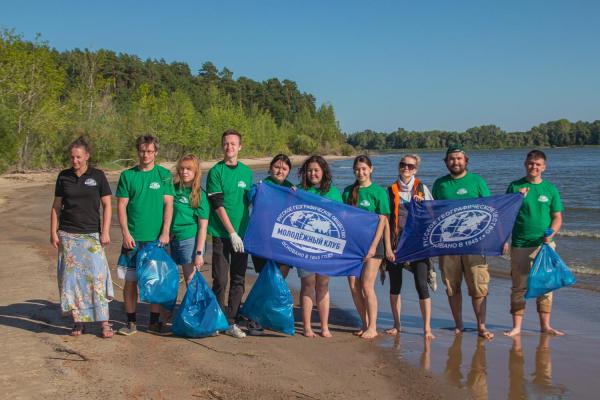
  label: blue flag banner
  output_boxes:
[244,183,379,276]
[395,193,523,263]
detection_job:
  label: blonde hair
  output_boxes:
[174,154,202,208]
[400,153,421,168]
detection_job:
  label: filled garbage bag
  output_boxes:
[241,260,295,335]
[525,243,576,299]
[136,241,179,310]
[172,272,230,337]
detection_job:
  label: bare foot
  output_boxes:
[424,330,436,340]
[453,327,464,335]
[503,328,521,337]
[384,327,400,335]
[320,329,332,338]
[353,329,365,336]
[360,329,378,339]
[478,329,494,340]
[541,327,565,336]
[303,329,317,338]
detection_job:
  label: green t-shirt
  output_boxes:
[115,165,174,242]
[171,186,210,241]
[304,185,343,202]
[507,178,564,248]
[264,176,294,188]
[342,183,390,214]
[432,172,491,200]
[206,161,253,238]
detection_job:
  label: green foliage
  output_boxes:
[348,121,600,151]
[0,30,346,171]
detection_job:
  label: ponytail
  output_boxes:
[348,155,373,206]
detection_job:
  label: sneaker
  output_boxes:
[247,320,264,336]
[118,322,137,336]
[428,269,438,292]
[148,322,172,336]
[225,324,246,338]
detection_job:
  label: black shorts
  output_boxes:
[373,239,385,259]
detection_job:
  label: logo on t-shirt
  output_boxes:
[237,181,247,188]
[149,182,161,189]
[84,178,97,187]
[178,196,189,204]
[537,195,549,203]
[359,199,371,207]
[456,188,468,195]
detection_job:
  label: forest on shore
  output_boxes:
[1,29,598,173]
[0,30,348,172]
[347,119,600,151]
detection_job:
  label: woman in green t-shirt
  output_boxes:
[343,155,390,339]
[246,154,295,336]
[296,155,342,338]
[250,154,295,277]
[170,154,210,285]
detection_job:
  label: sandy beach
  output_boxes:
[3,156,599,399]
[0,161,463,400]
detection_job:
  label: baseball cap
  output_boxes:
[446,145,465,157]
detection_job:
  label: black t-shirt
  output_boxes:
[55,167,112,234]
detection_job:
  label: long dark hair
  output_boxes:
[298,155,332,195]
[347,155,372,206]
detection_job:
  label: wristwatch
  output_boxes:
[196,250,204,256]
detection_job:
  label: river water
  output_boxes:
[260,147,600,281]
[255,147,600,399]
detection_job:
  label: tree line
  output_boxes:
[347,120,600,151]
[0,30,349,172]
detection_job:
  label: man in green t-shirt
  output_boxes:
[432,146,494,340]
[207,129,253,338]
[503,150,564,337]
[115,135,174,336]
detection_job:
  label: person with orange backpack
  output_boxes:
[383,154,436,339]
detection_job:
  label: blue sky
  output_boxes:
[3,0,599,133]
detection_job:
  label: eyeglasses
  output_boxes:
[138,150,156,154]
[399,162,416,170]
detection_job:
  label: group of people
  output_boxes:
[51,129,565,341]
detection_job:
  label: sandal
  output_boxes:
[101,323,114,339]
[70,323,84,337]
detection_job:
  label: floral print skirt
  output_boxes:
[57,231,114,322]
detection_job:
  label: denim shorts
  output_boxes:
[170,237,197,265]
[117,241,152,282]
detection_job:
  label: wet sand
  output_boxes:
[294,262,600,399]
[0,165,461,400]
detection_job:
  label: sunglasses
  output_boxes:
[399,162,416,170]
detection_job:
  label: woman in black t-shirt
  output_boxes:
[50,137,114,338]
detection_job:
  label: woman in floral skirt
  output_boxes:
[50,137,114,338]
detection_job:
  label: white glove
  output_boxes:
[230,232,245,253]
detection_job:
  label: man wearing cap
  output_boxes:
[432,146,494,339]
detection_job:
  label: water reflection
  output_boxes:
[433,333,568,399]
[441,334,489,399]
[508,335,566,399]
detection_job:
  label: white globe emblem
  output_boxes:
[428,208,494,245]
[281,210,342,253]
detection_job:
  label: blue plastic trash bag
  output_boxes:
[241,260,295,335]
[525,244,576,299]
[136,241,179,310]
[172,272,230,337]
